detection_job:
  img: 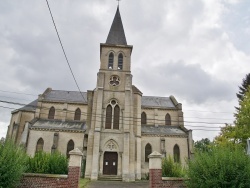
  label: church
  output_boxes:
[6,6,193,182]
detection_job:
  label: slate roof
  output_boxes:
[12,99,38,114]
[30,119,86,132]
[42,90,175,108]
[132,85,142,95]
[141,125,187,136]
[141,96,176,109]
[106,6,127,45]
[43,90,87,104]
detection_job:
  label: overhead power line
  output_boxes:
[45,0,85,101]
[0,90,36,96]
[0,89,236,117]
[0,99,234,126]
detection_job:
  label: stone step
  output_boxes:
[98,175,122,181]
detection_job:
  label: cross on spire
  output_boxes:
[117,0,121,6]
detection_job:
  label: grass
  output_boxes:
[79,178,90,188]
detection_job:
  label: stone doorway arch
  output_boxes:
[100,139,121,176]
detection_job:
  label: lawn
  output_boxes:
[79,178,90,188]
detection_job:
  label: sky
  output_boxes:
[0,0,250,141]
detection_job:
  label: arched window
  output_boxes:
[108,53,114,69]
[74,108,81,121]
[36,138,44,153]
[145,143,152,162]
[67,140,74,158]
[48,107,55,119]
[141,112,147,125]
[113,105,120,129]
[118,53,123,70]
[165,113,171,125]
[173,144,180,163]
[105,105,112,129]
[105,101,120,130]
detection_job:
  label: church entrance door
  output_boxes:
[103,152,118,175]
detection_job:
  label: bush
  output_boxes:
[0,139,28,188]
[162,155,185,177]
[26,151,68,174]
[186,146,250,188]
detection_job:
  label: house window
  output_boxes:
[145,143,152,162]
[105,100,120,130]
[74,108,81,120]
[36,138,44,153]
[108,52,114,69]
[118,53,123,70]
[67,140,74,158]
[173,144,180,163]
[141,112,147,125]
[165,113,171,125]
[48,107,55,119]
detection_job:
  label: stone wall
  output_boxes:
[18,148,82,188]
[149,151,187,188]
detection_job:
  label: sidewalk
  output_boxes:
[86,180,149,188]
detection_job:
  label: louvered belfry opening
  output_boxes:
[48,107,55,119]
[108,53,114,69]
[165,113,171,125]
[113,105,120,129]
[141,112,147,125]
[105,105,112,129]
[74,108,81,121]
[145,143,152,162]
[118,53,123,70]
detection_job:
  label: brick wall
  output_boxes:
[18,148,83,188]
[162,177,187,188]
[148,151,187,188]
[18,166,80,188]
[149,169,187,188]
[149,169,163,188]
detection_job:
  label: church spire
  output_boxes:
[106,6,127,45]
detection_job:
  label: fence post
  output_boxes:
[149,151,162,188]
[68,148,83,188]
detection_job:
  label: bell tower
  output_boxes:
[98,6,133,92]
[85,6,137,182]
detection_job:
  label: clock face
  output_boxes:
[109,75,120,86]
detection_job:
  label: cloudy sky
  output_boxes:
[1,0,250,141]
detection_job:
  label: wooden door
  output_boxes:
[103,152,118,175]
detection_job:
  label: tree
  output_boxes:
[186,145,250,188]
[236,73,250,112]
[214,124,237,147]
[194,138,212,152]
[214,74,250,148]
[0,139,28,188]
[234,87,250,148]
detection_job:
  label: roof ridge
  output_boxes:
[50,89,87,93]
[142,96,170,98]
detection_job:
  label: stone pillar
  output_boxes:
[149,151,162,188]
[136,136,141,180]
[122,132,130,181]
[68,148,83,188]
[90,130,101,180]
